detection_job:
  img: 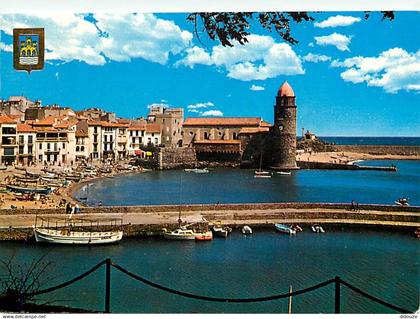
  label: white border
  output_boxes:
[0,0,419,13]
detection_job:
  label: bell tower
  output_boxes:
[271,81,299,170]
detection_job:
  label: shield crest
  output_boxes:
[13,28,45,73]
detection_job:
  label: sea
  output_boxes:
[75,160,420,207]
[2,149,420,313]
[319,136,420,146]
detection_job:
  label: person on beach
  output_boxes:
[75,204,80,214]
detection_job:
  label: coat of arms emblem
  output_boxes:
[13,28,45,73]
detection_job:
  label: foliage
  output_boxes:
[0,251,54,309]
[187,12,394,47]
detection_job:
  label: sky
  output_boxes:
[0,11,419,136]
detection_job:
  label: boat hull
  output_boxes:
[195,231,213,241]
[163,233,195,240]
[34,228,123,245]
[275,224,296,234]
[7,185,52,195]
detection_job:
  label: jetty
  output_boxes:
[0,202,419,240]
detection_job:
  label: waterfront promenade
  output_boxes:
[1,203,419,240]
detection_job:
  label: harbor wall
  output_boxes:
[159,146,197,169]
[332,145,420,156]
[1,202,419,215]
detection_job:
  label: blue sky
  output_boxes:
[0,12,419,136]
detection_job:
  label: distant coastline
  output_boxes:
[319,136,420,146]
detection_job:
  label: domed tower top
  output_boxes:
[277,81,295,97]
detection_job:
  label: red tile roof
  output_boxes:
[146,123,161,133]
[194,139,241,144]
[0,115,17,124]
[17,123,36,132]
[183,117,262,127]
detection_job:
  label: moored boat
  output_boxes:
[275,223,296,235]
[277,171,291,175]
[241,225,253,235]
[394,198,409,206]
[7,184,52,195]
[33,228,123,245]
[195,231,213,241]
[184,168,209,174]
[254,170,272,178]
[212,222,232,238]
[163,227,196,240]
[311,225,325,233]
[0,166,7,170]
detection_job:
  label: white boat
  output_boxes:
[275,223,296,235]
[241,225,253,235]
[184,168,209,174]
[33,227,123,245]
[163,227,196,240]
[212,223,232,238]
[394,198,410,206]
[277,171,291,175]
[311,225,325,233]
[254,170,272,178]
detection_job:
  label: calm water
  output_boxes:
[75,160,420,206]
[319,136,420,146]
[0,229,418,313]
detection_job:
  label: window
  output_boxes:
[94,127,98,133]
[47,143,51,151]
[28,135,33,144]
[19,135,24,144]
[19,145,24,154]
[151,133,154,137]
[39,143,42,150]
[62,143,65,149]
[233,132,238,139]
[81,146,85,152]
[28,146,33,154]
[39,155,42,162]
[155,138,158,144]
[132,137,136,144]
[76,146,80,152]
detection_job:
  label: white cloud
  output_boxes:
[147,103,169,109]
[302,53,331,63]
[314,15,361,28]
[177,34,304,81]
[0,13,192,65]
[201,110,223,117]
[0,42,12,52]
[250,84,265,91]
[331,48,420,93]
[315,33,352,51]
[187,102,214,110]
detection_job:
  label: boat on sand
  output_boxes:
[275,223,296,235]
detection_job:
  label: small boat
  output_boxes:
[33,228,123,245]
[16,177,39,183]
[99,167,112,174]
[311,225,325,233]
[241,225,253,235]
[184,168,209,174]
[277,171,291,175]
[254,170,272,178]
[163,227,196,240]
[15,165,25,171]
[7,184,52,195]
[195,231,213,241]
[394,198,410,206]
[0,166,7,170]
[275,223,296,235]
[26,171,40,178]
[212,223,232,238]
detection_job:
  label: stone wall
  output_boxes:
[332,145,420,156]
[1,202,419,216]
[159,146,197,169]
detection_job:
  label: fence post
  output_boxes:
[105,258,111,313]
[334,276,341,314]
